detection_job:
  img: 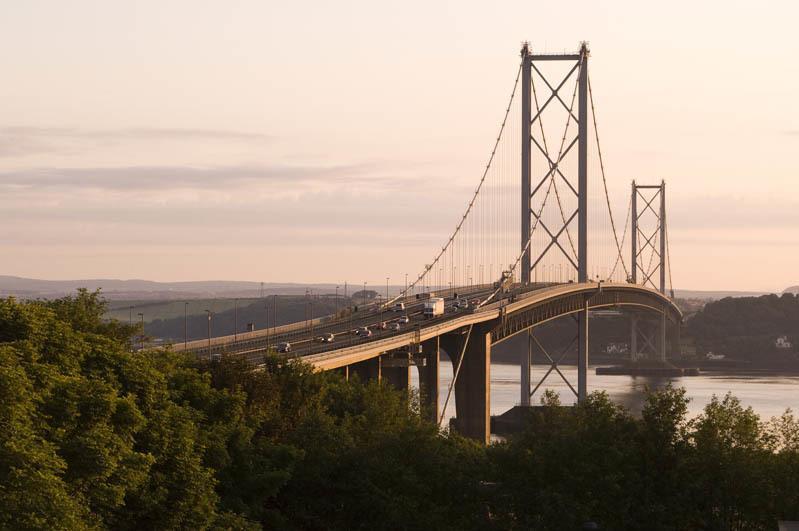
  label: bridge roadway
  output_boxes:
[173,283,511,360]
[174,282,681,443]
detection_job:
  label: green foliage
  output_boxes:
[489,385,799,529]
[2,292,799,530]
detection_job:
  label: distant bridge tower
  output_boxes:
[630,180,669,361]
[630,180,667,294]
[520,42,590,404]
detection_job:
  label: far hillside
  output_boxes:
[142,295,344,342]
[686,293,799,362]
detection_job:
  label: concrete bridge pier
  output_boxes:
[350,356,381,383]
[334,366,350,381]
[630,313,639,361]
[441,324,492,444]
[418,337,440,423]
[382,356,411,394]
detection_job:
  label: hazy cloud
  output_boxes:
[670,193,799,230]
[0,126,271,141]
[0,162,414,191]
[0,127,272,158]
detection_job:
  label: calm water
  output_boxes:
[411,362,799,425]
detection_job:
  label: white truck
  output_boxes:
[423,297,445,318]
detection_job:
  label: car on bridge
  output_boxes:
[277,342,291,353]
[398,315,410,324]
[393,302,405,312]
[390,322,401,331]
[316,333,334,343]
[377,321,388,330]
[356,327,372,338]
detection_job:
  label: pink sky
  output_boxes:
[0,1,797,291]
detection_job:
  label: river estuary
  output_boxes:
[412,362,799,426]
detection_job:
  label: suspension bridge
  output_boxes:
[173,42,682,443]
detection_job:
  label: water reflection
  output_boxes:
[411,361,799,427]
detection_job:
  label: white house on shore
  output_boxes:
[775,335,793,349]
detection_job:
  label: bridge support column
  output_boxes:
[577,305,588,402]
[334,366,349,381]
[659,312,667,362]
[520,331,532,407]
[382,356,410,395]
[442,326,491,444]
[418,337,440,423]
[673,320,682,358]
[350,356,381,383]
[630,313,639,361]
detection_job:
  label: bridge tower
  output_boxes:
[630,180,666,294]
[630,180,669,361]
[520,42,591,404]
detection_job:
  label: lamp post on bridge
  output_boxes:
[234,298,238,341]
[265,297,270,352]
[129,305,134,351]
[205,310,212,358]
[137,313,144,350]
[184,302,188,348]
[272,295,278,350]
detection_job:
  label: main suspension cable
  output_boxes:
[608,194,632,280]
[479,60,582,308]
[588,74,630,280]
[385,62,523,307]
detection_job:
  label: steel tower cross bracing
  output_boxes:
[629,180,669,362]
[630,180,667,294]
[519,43,589,284]
[519,42,591,403]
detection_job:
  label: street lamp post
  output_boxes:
[265,298,270,352]
[205,310,212,359]
[309,293,314,352]
[305,289,310,334]
[137,313,144,350]
[234,298,238,341]
[335,285,339,318]
[272,295,278,349]
[129,305,134,351]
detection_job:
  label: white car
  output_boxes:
[277,342,291,353]
[393,302,405,312]
[356,327,372,338]
[398,315,410,324]
[318,333,334,343]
